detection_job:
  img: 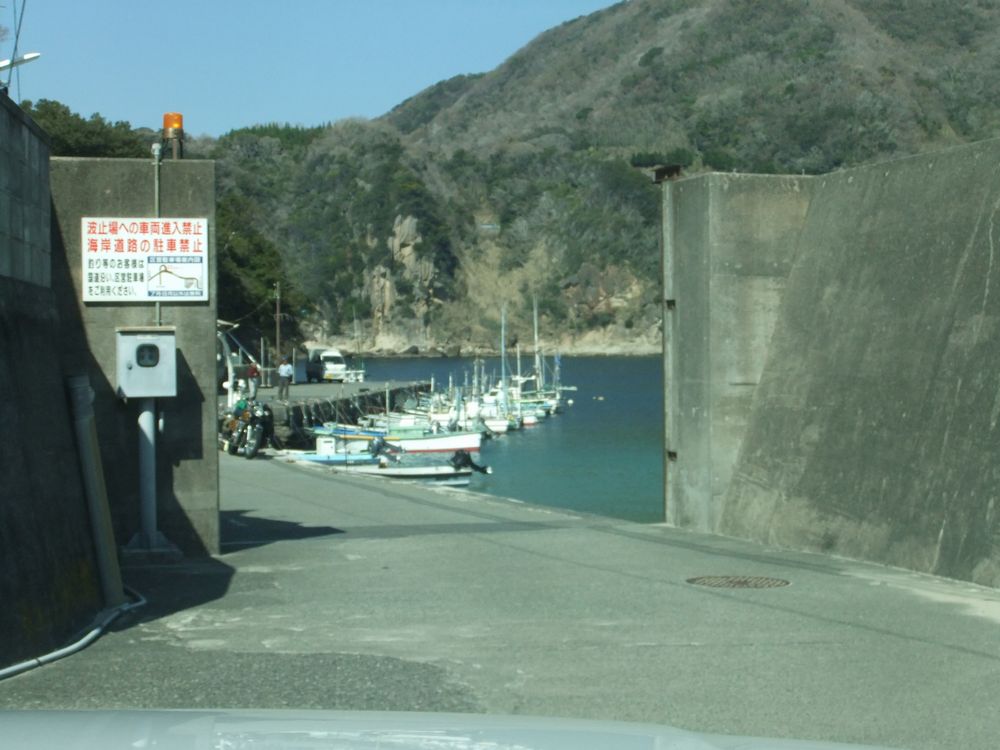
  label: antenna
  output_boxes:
[2,0,41,96]
[0,51,40,72]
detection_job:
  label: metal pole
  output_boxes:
[147,147,161,545]
[138,398,157,547]
[260,336,266,388]
[275,281,281,362]
[152,142,162,326]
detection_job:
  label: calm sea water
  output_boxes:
[363,356,664,523]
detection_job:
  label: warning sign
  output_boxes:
[81,217,210,302]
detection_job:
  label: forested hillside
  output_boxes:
[26,0,1000,355]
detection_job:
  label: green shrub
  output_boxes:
[639,47,664,66]
[703,148,737,171]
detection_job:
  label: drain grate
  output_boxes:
[686,575,790,589]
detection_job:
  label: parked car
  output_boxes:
[306,349,348,383]
[305,354,324,383]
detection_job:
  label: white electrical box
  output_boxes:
[116,326,177,398]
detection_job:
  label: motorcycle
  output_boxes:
[220,399,272,459]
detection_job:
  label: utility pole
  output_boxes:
[274,281,281,363]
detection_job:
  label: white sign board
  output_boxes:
[81,217,210,302]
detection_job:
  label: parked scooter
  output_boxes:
[220,399,272,459]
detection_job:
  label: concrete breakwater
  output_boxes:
[668,139,1000,587]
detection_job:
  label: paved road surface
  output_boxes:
[3,452,1000,749]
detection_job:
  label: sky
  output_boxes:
[3,0,618,137]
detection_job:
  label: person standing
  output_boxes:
[277,357,293,402]
[246,361,260,399]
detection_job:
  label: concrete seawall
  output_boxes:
[720,140,1000,586]
[0,95,103,666]
[667,173,812,530]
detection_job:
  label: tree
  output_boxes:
[216,192,305,344]
[19,99,149,157]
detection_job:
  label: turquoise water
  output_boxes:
[363,356,664,523]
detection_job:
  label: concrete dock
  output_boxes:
[219,379,431,447]
[2,453,1000,749]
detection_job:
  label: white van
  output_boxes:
[319,348,348,382]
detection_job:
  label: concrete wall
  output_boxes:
[666,173,812,530]
[50,157,219,555]
[720,140,1000,586]
[0,94,103,666]
[0,92,50,285]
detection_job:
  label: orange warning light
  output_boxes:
[162,112,184,131]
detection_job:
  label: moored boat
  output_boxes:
[331,462,474,485]
[312,423,483,453]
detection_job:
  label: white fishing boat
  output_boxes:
[331,462,474,485]
[274,436,383,466]
[313,423,483,454]
[329,449,491,487]
[383,430,482,454]
[278,450,381,466]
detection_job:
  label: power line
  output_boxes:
[7,0,26,93]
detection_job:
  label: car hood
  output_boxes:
[0,709,904,750]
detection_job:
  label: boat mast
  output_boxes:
[533,296,543,392]
[515,342,523,417]
[499,304,509,416]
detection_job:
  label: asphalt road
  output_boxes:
[3,452,1000,749]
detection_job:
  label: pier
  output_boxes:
[219,379,432,447]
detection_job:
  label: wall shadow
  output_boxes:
[220,509,344,553]
[113,557,235,629]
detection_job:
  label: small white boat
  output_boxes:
[283,451,381,466]
[274,448,380,466]
[333,462,474,485]
[384,430,482,454]
[480,416,509,434]
[329,449,490,487]
[315,423,483,454]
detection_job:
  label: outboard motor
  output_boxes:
[450,449,491,475]
[369,436,387,456]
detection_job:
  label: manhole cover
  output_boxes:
[686,575,790,589]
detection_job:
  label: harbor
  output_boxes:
[216,355,663,521]
[218,314,587,489]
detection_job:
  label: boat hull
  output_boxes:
[313,424,482,454]
[277,449,380,466]
[331,463,474,486]
[385,432,482,453]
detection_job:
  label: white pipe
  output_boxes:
[217,330,237,409]
[138,398,157,547]
[0,586,146,681]
[67,375,126,608]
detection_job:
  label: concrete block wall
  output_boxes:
[50,157,219,555]
[720,140,1000,586]
[666,173,812,531]
[0,94,103,667]
[0,93,50,285]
